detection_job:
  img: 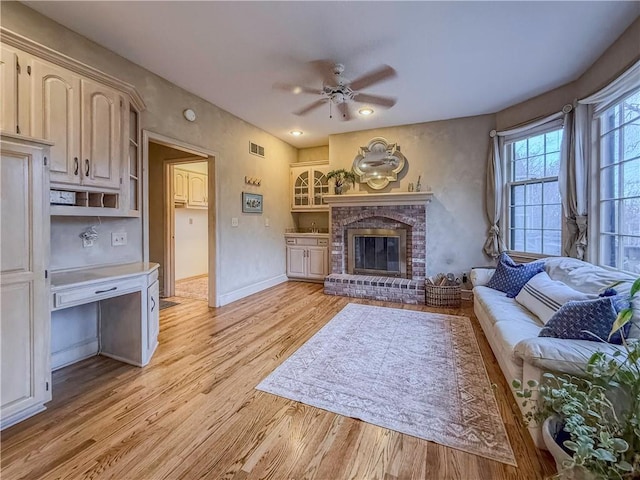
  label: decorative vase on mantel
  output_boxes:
[334,185,344,195]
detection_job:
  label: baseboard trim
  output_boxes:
[218,274,288,306]
[51,338,99,371]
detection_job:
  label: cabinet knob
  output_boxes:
[85,159,90,177]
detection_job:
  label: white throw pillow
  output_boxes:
[515,271,595,324]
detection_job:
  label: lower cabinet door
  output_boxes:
[307,247,328,279]
[146,280,160,360]
[286,246,307,277]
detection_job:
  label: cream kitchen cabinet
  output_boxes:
[188,171,208,208]
[21,53,124,191]
[30,57,82,185]
[173,167,189,204]
[0,44,31,137]
[80,78,122,190]
[285,234,329,282]
[1,29,146,217]
[0,134,52,430]
[290,161,330,211]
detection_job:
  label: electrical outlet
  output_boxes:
[231,217,239,227]
[111,232,127,246]
[82,238,94,248]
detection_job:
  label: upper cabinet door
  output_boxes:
[81,79,122,189]
[174,168,189,203]
[31,59,81,185]
[0,46,19,134]
[188,172,207,207]
[0,45,30,136]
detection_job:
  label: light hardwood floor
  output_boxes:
[1,282,555,479]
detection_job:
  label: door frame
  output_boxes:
[142,130,220,307]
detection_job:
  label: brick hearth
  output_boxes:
[322,192,432,305]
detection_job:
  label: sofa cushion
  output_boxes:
[514,337,626,376]
[493,319,544,366]
[543,256,636,294]
[473,285,537,329]
[515,271,595,324]
[539,295,630,344]
[486,252,545,298]
[470,268,496,288]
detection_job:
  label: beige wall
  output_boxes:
[3,3,297,302]
[329,114,496,277]
[496,17,640,130]
[297,145,329,163]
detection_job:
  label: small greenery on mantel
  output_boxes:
[326,169,357,194]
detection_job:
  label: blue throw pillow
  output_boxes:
[486,252,545,298]
[539,295,631,344]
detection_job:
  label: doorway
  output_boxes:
[144,131,218,307]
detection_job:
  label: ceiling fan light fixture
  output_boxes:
[290,130,303,136]
[359,107,374,116]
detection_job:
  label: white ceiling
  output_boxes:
[24,1,640,148]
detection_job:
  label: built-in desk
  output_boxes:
[51,262,160,368]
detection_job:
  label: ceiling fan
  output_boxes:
[275,62,397,121]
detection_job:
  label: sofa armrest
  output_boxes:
[470,268,495,287]
[514,337,625,376]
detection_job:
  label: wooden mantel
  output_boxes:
[323,191,433,207]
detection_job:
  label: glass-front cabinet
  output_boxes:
[290,161,329,211]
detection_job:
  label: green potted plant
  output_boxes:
[326,169,357,195]
[513,277,640,480]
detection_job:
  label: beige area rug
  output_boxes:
[174,275,208,301]
[256,303,516,466]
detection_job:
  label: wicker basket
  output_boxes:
[425,283,461,307]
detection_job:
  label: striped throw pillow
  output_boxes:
[515,271,594,324]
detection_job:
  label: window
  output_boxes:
[505,127,563,255]
[597,88,640,274]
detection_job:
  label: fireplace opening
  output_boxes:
[347,228,407,277]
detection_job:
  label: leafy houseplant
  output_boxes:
[513,276,640,480]
[326,169,357,195]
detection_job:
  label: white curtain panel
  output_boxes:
[579,59,640,110]
[483,135,507,258]
[559,105,588,259]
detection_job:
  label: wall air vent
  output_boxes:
[249,141,265,158]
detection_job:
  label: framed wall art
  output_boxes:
[242,192,263,213]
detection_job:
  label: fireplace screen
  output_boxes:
[348,228,407,277]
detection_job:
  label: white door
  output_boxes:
[0,138,50,428]
[81,79,121,189]
[31,58,81,185]
[307,247,328,279]
[286,246,307,277]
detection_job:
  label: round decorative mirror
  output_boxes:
[352,137,406,190]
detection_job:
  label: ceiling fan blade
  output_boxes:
[337,102,351,121]
[273,82,322,95]
[294,99,327,116]
[309,59,337,85]
[350,65,397,91]
[353,93,397,108]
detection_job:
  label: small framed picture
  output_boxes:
[242,192,263,213]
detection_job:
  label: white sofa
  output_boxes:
[471,256,638,448]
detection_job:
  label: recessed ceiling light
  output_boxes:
[359,108,374,116]
[290,130,303,136]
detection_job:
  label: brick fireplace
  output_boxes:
[323,192,432,304]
